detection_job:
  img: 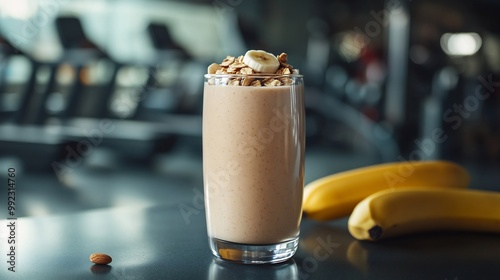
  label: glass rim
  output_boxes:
[204,73,303,79]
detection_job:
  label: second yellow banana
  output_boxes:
[348,187,500,240]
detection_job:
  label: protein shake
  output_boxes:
[203,50,305,264]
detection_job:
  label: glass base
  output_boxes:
[209,237,299,264]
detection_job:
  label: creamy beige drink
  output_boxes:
[202,50,305,264]
[203,84,305,244]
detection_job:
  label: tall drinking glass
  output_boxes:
[202,74,305,264]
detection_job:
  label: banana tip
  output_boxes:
[369,225,383,240]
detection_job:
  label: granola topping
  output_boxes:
[207,52,299,86]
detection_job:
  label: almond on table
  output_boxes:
[89,253,112,265]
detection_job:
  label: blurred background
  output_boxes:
[0,0,499,217]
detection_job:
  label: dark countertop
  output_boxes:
[1,203,500,280]
[1,144,500,280]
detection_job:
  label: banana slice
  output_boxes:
[243,50,280,73]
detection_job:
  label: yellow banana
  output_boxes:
[348,187,500,241]
[303,160,470,221]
